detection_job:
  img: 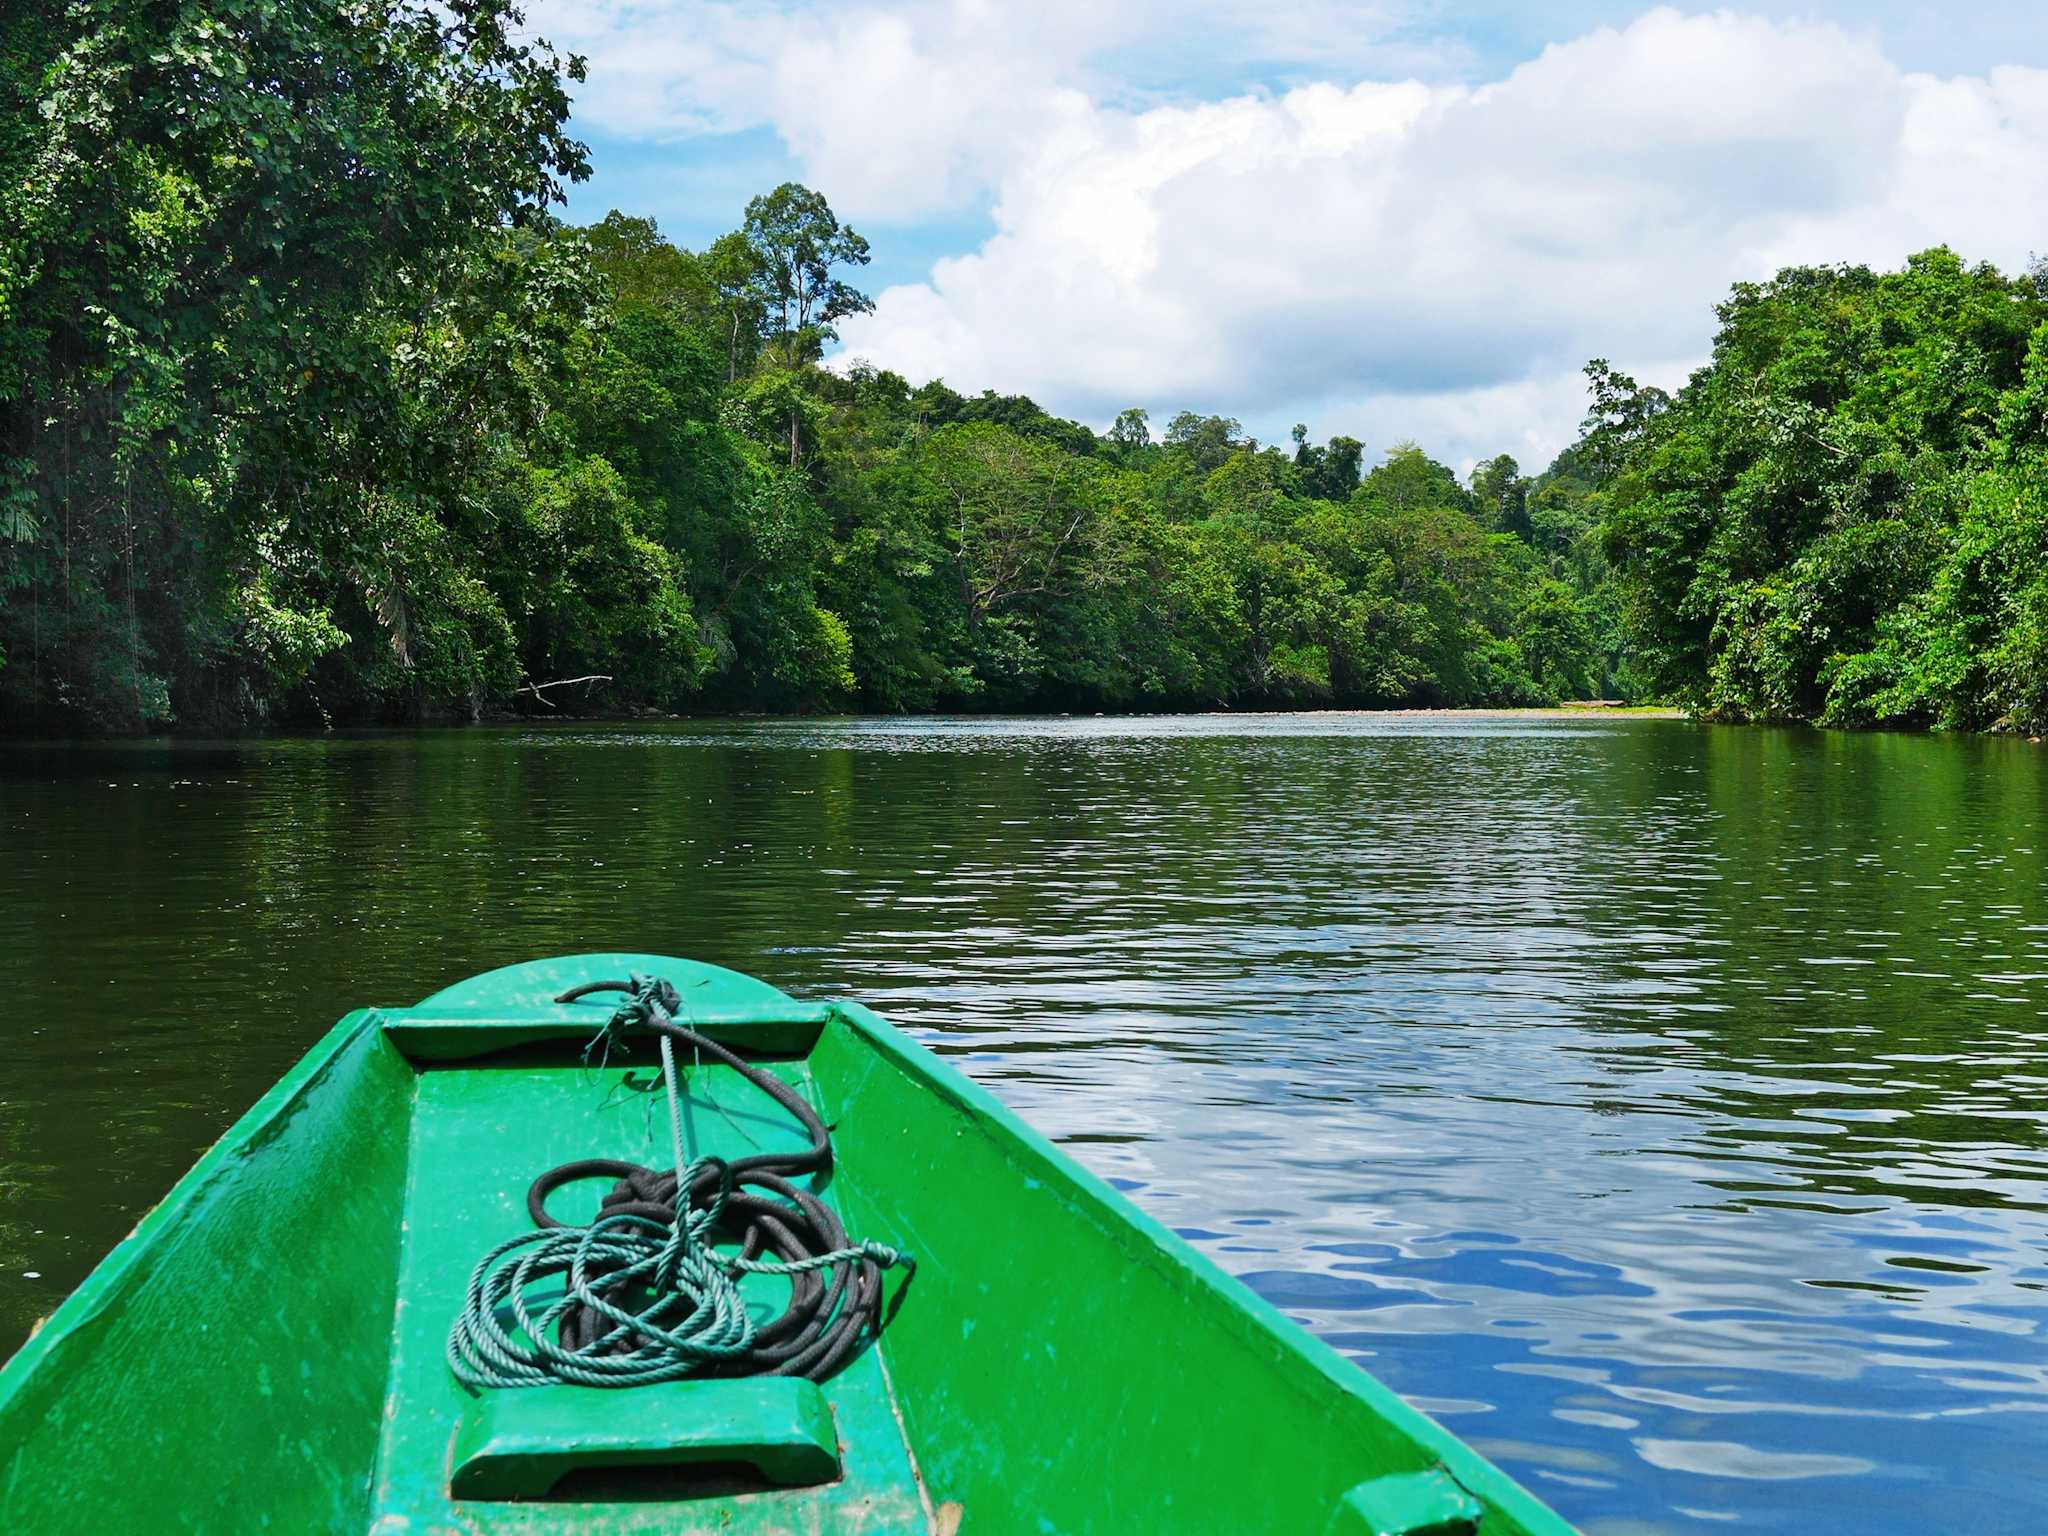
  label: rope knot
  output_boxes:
[860,1240,914,1275]
[572,973,686,1070]
[622,971,683,1028]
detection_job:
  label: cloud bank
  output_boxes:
[533,2,2048,468]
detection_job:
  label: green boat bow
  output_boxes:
[0,955,1577,1534]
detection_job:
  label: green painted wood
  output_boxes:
[368,1044,928,1533]
[0,1011,414,1532]
[394,954,832,1057]
[449,1378,839,1499]
[415,953,806,1022]
[382,1010,829,1060]
[812,997,1576,1536]
[0,953,1580,1535]
[1327,1469,1485,1535]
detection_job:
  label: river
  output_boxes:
[3,713,2044,1533]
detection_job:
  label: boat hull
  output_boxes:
[0,955,1575,1534]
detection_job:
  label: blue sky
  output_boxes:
[567,124,989,297]
[531,1,2048,467]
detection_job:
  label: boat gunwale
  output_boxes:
[0,1006,387,1401]
[826,995,1575,1535]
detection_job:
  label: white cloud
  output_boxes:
[533,2,2048,469]
[831,10,2048,466]
[526,0,1440,218]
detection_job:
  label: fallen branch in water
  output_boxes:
[517,674,613,708]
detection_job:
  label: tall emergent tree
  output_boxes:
[740,184,874,465]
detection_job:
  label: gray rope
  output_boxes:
[446,973,912,1389]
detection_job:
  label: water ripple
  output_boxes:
[2,714,2045,1533]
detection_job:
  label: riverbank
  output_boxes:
[1236,703,1687,720]
[1,700,1693,745]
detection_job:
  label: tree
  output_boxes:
[1293,428,1363,501]
[1105,405,1155,460]
[1319,436,1365,500]
[701,231,770,384]
[1596,249,2048,726]
[742,183,873,344]
[1514,579,1597,699]
[1164,412,1247,474]
[917,424,1099,632]
[0,0,589,730]
[1578,360,1670,480]
[584,212,701,312]
[740,183,873,465]
[1362,444,1470,515]
[1471,453,1532,541]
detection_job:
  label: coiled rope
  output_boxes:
[447,974,913,1389]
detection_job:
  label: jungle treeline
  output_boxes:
[3,0,2043,734]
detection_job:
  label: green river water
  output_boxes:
[2,713,2045,1534]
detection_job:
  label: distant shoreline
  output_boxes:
[1194,704,1687,719]
[20,706,2048,745]
[6,701,1693,746]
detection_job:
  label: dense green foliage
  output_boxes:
[0,0,1622,733]
[7,2,2036,733]
[1,0,592,728]
[1598,250,2048,733]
